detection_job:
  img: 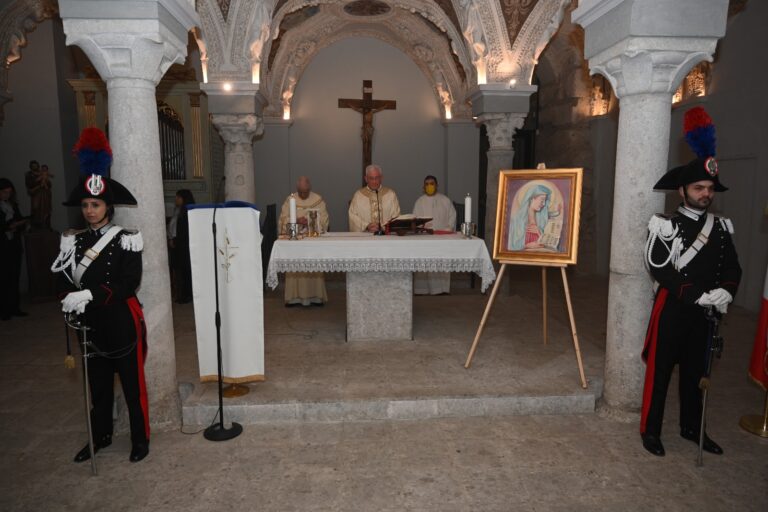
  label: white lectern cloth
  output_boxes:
[189,205,264,383]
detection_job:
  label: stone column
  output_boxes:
[210,114,263,203]
[477,112,526,253]
[60,0,199,430]
[573,0,728,419]
[469,85,535,253]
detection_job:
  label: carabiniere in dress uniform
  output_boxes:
[51,128,150,465]
[640,107,742,458]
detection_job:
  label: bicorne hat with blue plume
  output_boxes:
[653,107,727,192]
[63,127,138,206]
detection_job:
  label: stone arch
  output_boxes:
[262,5,472,119]
[266,0,475,84]
[195,0,251,81]
[0,0,58,124]
[506,0,571,84]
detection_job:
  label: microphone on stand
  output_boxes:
[204,206,243,442]
[374,188,385,236]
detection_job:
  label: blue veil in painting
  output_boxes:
[507,184,552,251]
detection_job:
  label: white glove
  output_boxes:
[62,289,93,313]
[707,288,733,307]
[715,303,728,314]
[696,292,715,307]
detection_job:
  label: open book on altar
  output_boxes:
[385,214,433,235]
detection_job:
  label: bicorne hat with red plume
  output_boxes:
[653,107,727,192]
[63,128,138,206]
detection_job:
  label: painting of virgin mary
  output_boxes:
[507,182,563,251]
[493,169,582,265]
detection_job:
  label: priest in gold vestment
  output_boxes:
[278,177,330,306]
[348,164,401,232]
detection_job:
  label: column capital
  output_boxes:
[211,113,263,149]
[60,0,199,85]
[573,0,728,99]
[588,42,718,99]
[477,112,526,151]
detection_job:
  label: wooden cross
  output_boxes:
[338,80,396,186]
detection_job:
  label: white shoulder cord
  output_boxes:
[645,216,682,269]
[51,234,77,283]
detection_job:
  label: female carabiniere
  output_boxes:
[51,128,150,463]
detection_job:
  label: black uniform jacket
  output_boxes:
[648,207,741,304]
[57,225,143,353]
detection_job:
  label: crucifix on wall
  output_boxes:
[338,80,396,186]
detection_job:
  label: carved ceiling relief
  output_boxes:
[504,0,570,83]
[500,0,538,41]
[263,7,470,119]
[197,0,231,78]
[267,0,472,84]
[217,0,233,20]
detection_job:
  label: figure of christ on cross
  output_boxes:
[338,80,396,186]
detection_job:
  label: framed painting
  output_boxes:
[493,168,583,265]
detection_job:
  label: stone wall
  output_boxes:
[533,7,608,275]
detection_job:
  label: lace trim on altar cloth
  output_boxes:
[266,258,496,292]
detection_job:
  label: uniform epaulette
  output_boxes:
[716,216,734,234]
[648,214,676,239]
[120,230,143,252]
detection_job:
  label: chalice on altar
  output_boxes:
[308,210,319,237]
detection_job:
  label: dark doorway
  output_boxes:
[477,124,489,239]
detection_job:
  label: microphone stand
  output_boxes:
[204,207,243,442]
[374,188,385,236]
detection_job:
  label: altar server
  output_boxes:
[278,176,329,306]
[348,164,400,233]
[413,175,456,295]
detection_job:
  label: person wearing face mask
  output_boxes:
[51,128,150,464]
[640,107,741,458]
[412,175,456,295]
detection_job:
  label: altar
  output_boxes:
[266,233,496,341]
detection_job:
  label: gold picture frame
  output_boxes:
[493,168,583,265]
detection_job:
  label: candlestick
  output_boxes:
[289,195,297,224]
[464,194,472,224]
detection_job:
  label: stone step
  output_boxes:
[181,378,602,425]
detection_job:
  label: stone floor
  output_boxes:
[1,268,767,511]
[181,270,605,425]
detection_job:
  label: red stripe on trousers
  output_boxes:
[127,297,150,440]
[640,288,668,434]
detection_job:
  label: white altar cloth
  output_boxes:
[189,204,265,382]
[266,233,496,291]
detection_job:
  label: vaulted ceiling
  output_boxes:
[196,0,571,117]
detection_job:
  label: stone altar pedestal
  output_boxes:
[346,272,412,341]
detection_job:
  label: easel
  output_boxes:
[464,261,588,389]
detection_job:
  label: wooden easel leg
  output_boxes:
[465,264,507,369]
[542,267,548,345]
[560,266,588,389]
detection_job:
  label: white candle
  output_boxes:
[464,194,472,224]
[289,195,297,224]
